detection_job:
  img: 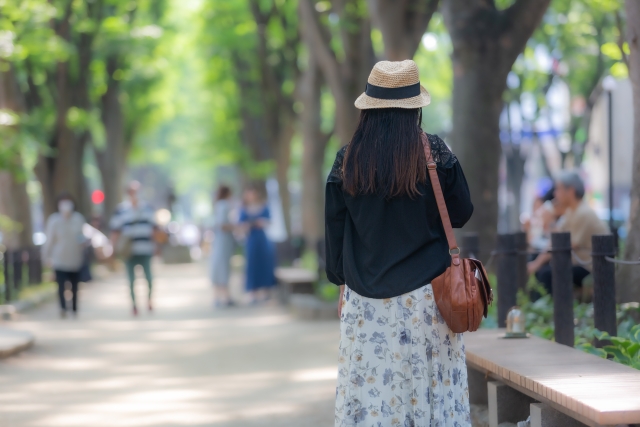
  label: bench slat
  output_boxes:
[465,329,640,425]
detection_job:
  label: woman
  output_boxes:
[210,185,236,307]
[325,60,474,426]
[43,193,86,318]
[239,187,275,303]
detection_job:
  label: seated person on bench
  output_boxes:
[527,170,609,296]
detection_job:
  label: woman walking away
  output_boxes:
[239,187,276,304]
[210,185,236,307]
[43,193,87,318]
[326,60,474,427]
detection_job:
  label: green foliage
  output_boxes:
[0,0,62,171]
[196,0,300,178]
[617,303,640,338]
[596,325,640,369]
[299,249,319,273]
[0,214,21,235]
[537,0,626,91]
[0,0,172,203]
[414,16,454,135]
[480,273,498,328]
[317,282,340,302]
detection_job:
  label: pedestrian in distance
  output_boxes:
[239,187,276,304]
[110,181,158,316]
[43,192,87,318]
[325,60,474,426]
[209,185,236,308]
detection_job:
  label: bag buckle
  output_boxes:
[427,162,437,170]
[449,247,461,255]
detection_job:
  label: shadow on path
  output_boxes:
[0,262,338,427]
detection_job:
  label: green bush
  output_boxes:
[596,325,640,369]
[316,281,340,302]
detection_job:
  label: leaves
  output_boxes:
[594,325,640,369]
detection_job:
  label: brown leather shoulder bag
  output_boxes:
[422,134,493,333]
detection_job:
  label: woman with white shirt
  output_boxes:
[43,193,86,318]
[209,185,236,307]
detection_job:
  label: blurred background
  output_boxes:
[0,0,633,274]
[0,0,638,287]
[0,0,639,425]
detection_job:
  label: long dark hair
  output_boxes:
[216,185,231,201]
[343,108,425,199]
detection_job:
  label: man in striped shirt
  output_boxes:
[110,181,157,316]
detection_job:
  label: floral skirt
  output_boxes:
[335,284,471,427]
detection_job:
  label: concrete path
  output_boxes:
[0,262,339,427]
[0,328,34,359]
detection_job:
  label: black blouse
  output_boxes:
[324,133,474,299]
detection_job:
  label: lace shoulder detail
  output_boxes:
[327,145,348,183]
[327,134,455,183]
[426,133,457,168]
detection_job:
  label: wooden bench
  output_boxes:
[465,329,640,427]
[274,267,317,304]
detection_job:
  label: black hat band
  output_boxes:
[365,82,421,100]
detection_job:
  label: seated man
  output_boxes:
[527,170,610,296]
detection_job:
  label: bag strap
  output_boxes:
[421,133,461,266]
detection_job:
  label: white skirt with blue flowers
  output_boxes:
[335,284,471,427]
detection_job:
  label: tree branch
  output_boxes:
[369,0,440,60]
[298,0,344,102]
[502,0,551,64]
[616,10,629,66]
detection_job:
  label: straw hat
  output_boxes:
[354,60,430,110]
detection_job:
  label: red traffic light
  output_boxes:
[91,190,105,204]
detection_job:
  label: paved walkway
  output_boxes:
[0,262,339,427]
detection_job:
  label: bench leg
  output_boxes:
[530,403,589,427]
[488,381,536,427]
[468,367,488,405]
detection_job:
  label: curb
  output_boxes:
[0,328,35,359]
[12,288,57,313]
[1,288,57,318]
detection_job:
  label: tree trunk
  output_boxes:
[0,63,33,249]
[442,0,551,258]
[274,121,295,236]
[96,56,126,226]
[618,0,640,303]
[368,0,439,61]
[299,54,329,251]
[299,0,375,146]
[449,60,506,255]
[34,73,88,218]
[0,172,33,249]
[247,1,299,236]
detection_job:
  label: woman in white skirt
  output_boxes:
[210,185,236,307]
[325,60,474,427]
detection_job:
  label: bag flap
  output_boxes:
[468,258,493,317]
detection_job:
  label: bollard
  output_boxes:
[592,234,617,344]
[462,232,479,259]
[29,247,42,285]
[551,232,574,347]
[13,251,23,291]
[514,231,528,291]
[3,250,11,302]
[316,239,326,280]
[497,233,518,328]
